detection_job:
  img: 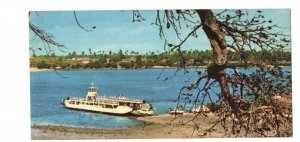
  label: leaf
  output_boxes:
[226,14,231,20]
[197,71,202,76]
[267,26,272,30]
[235,10,242,17]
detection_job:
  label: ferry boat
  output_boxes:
[62,83,155,116]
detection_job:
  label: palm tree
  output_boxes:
[89,48,92,55]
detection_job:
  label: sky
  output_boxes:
[29,9,291,56]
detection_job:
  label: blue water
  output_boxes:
[31,69,204,128]
[30,67,291,128]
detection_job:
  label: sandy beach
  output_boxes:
[29,66,207,72]
[31,113,231,140]
[31,93,292,140]
[30,67,53,72]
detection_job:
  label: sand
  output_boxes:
[30,67,53,72]
[31,113,230,140]
[29,66,207,72]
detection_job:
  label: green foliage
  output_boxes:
[119,62,134,69]
[36,61,51,69]
[61,62,70,69]
[135,55,143,68]
[118,49,125,60]
[30,49,291,70]
[86,60,105,69]
[105,62,118,68]
[71,63,82,69]
[144,60,154,68]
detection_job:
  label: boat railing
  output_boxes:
[69,98,81,100]
[97,96,144,103]
[77,99,119,105]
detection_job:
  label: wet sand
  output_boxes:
[31,113,228,140]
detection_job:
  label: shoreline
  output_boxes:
[30,66,207,72]
[31,94,292,139]
[30,65,292,72]
[31,113,227,139]
[30,67,53,72]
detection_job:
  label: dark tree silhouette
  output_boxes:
[133,9,291,137]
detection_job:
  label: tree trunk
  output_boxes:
[196,10,233,107]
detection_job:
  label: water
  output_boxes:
[31,69,203,128]
[30,67,291,128]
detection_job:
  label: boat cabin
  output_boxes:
[85,84,97,101]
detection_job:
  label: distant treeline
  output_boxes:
[30,49,291,69]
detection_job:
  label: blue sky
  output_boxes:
[29,9,291,56]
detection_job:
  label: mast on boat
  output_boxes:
[86,82,97,101]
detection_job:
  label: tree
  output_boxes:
[81,51,85,57]
[133,9,291,137]
[118,49,124,60]
[72,51,77,58]
[36,61,51,69]
[50,52,56,58]
[89,48,92,55]
[32,52,37,58]
[135,55,142,68]
[119,62,133,69]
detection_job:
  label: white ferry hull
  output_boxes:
[63,100,133,115]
